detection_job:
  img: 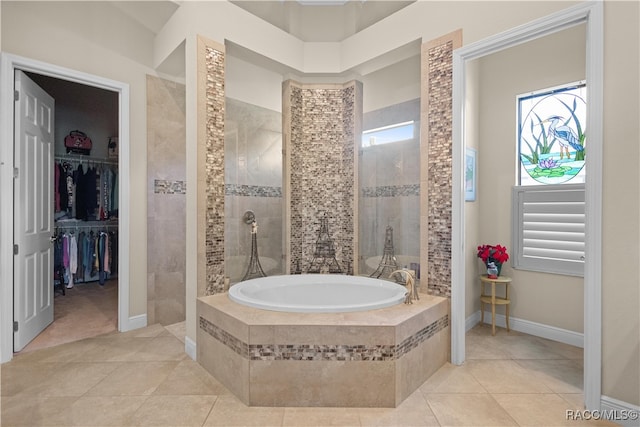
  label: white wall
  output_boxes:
[1,1,161,319]
[601,0,640,407]
[226,54,283,113]
[473,24,587,333]
[361,55,421,114]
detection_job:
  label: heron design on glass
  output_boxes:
[518,83,586,185]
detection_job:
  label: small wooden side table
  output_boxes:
[479,275,512,336]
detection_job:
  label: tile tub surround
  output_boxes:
[197,291,449,407]
[283,80,362,275]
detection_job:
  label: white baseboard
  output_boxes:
[600,395,640,426]
[185,335,196,361]
[466,310,584,348]
[121,314,147,332]
[466,310,481,332]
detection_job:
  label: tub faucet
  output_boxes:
[389,269,419,304]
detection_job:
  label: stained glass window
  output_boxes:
[517,82,586,185]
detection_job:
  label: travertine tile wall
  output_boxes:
[284,81,362,274]
[146,75,186,325]
[420,31,463,297]
[197,36,226,296]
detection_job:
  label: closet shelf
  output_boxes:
[55,154,118,166]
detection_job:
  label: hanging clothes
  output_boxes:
[76,231,85,283]
[67,233,78,289]
[55,162,61,212]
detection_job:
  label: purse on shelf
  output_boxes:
[64,130,92,155]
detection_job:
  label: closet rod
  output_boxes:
[55,223,118,230]
[55,154,118,166]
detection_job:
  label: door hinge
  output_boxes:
[13,321,18,332]
[13,167,19,179]
[13,244,18,255]
[14,90,19,101]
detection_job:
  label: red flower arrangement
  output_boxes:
[477,244,510,264]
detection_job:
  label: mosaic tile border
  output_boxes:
[199,313,448,362]
[154,179,187,194]
[362,184,420,198]
[225,184,282,198]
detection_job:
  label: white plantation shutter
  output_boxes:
[512,184,585,276]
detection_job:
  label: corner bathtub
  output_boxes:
[197,274,450,408]
[228,274,407,313]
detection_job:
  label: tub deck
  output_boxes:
[197,292,450,407]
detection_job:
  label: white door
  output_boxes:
[13,70,55,352]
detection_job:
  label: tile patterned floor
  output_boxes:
[1,322,618,426]
[20,279,118,353]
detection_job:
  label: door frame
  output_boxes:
[0,53,132,363]
[450,0,603,410]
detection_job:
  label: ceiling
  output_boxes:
[111,1,414,42]
[109,0,417,77]
[230,0,415,42]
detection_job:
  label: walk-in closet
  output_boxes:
[19,73,119,352]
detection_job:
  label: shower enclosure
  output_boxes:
[224,98,283,284]
[359,98,421,279]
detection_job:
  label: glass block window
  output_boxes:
[517,81,586,186]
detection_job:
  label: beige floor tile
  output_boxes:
[77,336,151,362]
[128,336,188,362]
[66,395,148,426]
[515,359,583,394]
[538,338,584,360]
[498,335,568,360]
[128,395,217,426]
[492,393,619,427]
[1,362,59,396]
[419,362,487,394]
[466,359,554,394]
[465,334,511,360]
[114,323,168,339]
[282,407,361,426]
[468,324,525,337]
[0,396,75,426]
[558,392,586,409]
[425,393,517,426]
[10,337,100,364]
[20,280,118,353]
[153,359,232,395]
[85,361,179,396]
[359,391,440,426]
[203,394,285,426]
[165,321,187,343]
[17,362,121,397]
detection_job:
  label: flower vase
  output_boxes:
[486,262,502,278]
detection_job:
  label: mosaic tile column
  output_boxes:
[283,81,362,275]
[420,30,462,297]
[197,36,226,295]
